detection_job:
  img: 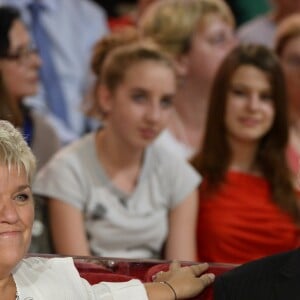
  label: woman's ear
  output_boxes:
[97,84,113,115]
[173,53,189,77]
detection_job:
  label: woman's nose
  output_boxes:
[0,200,19,224]
[248,95,260,110]
[31,51,42,68]
[146,104,161,123]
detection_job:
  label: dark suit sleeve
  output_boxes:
[213,276,229,300]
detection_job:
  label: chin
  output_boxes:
[0,247,27,270]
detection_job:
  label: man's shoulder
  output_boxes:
[214,249,300,299]
[219,249,297,283]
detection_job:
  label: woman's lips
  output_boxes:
[239,118,260,127]
[139,128,157,139]
[0,230,21,238]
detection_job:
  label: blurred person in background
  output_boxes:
[33,29,200,261]
[0,0,109,144]
[140,0,236,159]
[238,0,300,48]
[0,5,60,172]
[0,6,60,253]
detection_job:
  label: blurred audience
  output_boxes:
[0,0,109,144]
[237,0,300,48]
[275,14,300,179]
[140,0,236,159]
[33,29,200,260]
[192,44,300,264]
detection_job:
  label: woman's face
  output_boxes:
[280,34,300,112]
[0,20,41,102]
[181,14,236,85]
[225,65,275,147]
[0,164,34,273]
[100,60,176,150]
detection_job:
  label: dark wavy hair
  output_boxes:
[192,44,299,221]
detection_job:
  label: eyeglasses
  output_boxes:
[0,44,38,65]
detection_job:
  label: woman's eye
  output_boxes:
[260,93,272,101]
[132,93,147,103]
[208,34,227,46]
[160,96,173,108]
[231,88,246,96]
[15,193,30,203]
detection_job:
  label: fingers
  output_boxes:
[169,260,181,271]
[197,272,215,289]
[189,262,209,276]
[152,270,164,281]
[153,262,212,284]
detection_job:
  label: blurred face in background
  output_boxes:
[100,60,176,150]
[225,65,275,147]
[181,14,236,87]
[0,20,41,102]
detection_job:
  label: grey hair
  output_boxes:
[0,120,36,182]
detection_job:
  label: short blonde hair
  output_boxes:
[139,0,235,56]
[0,120,36,182]
[275,13,300,56]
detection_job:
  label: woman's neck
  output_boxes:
[0,274,16,300]
[95,129,144,194]
[169,81,210,151]
[228,138,260,174]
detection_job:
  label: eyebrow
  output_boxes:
[131,87,175,96]
[16,185,31,192]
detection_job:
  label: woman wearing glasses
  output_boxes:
[0,6,60,171]
[0,6,60,253]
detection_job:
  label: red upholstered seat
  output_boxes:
[79,272,134,284]
[74,261,112,274]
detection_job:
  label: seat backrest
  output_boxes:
[73,258,237,300]
[80,272,134,284]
